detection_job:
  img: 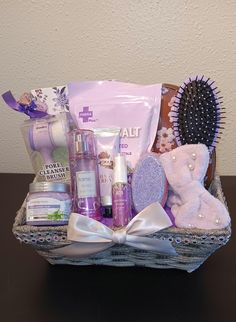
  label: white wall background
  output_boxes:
[0,0,235,174]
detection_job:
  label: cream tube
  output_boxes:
[94,128,120,208]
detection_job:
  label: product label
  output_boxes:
[76,171,97,198]
[112,183,131,226]
[97,150,113,205]
[26,197,71,222]
[98,151,113,170]
[79,106,93,123]
[120,127,141,138]
[39,162,70,182]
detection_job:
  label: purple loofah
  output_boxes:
[131,153,168,213]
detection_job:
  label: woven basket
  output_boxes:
[13,176,231,272]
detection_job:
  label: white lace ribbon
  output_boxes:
[50,202,177,258]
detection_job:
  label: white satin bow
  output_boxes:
[51,202,177,258]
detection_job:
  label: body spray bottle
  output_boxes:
[112,154,131,227]
[69,129,101,221]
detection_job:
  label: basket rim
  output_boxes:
[12,175,231,238]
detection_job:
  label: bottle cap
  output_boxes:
[103,206,112,218]
[73,129,96,156]
[101,195,112,207]
[113,154,128,184]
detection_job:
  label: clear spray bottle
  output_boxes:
[69,129,101,221]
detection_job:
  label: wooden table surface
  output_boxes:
[1,174,236,322]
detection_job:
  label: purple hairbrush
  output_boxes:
[169,76,224,153]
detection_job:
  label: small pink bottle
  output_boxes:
[112,154,131,227]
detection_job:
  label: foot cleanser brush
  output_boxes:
[28,115,68,164]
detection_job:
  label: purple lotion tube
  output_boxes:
[112,154,131,227]
[69,129,102,221]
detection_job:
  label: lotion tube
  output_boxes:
[94,128,120,209]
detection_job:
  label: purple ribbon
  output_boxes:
[2,91,48,118]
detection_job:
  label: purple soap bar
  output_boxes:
[131,153,168,213]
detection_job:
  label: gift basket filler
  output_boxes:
[2,77,231,272]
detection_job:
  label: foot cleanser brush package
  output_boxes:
[21,112,72,183]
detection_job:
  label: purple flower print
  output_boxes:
[52,86,69,111]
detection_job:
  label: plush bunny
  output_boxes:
[160,144,230,229]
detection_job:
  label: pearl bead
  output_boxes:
[188,163,194,171]
[191,153,196,160]
[172,155,176,161]
[198,213,204,219]
[188,223,193,228]
[215,218,221,225]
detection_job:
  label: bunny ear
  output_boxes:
[189,144,210,182]
[159,148,182,187]
[160,144,210,187]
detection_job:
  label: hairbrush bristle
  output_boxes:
[169,75,224,153]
